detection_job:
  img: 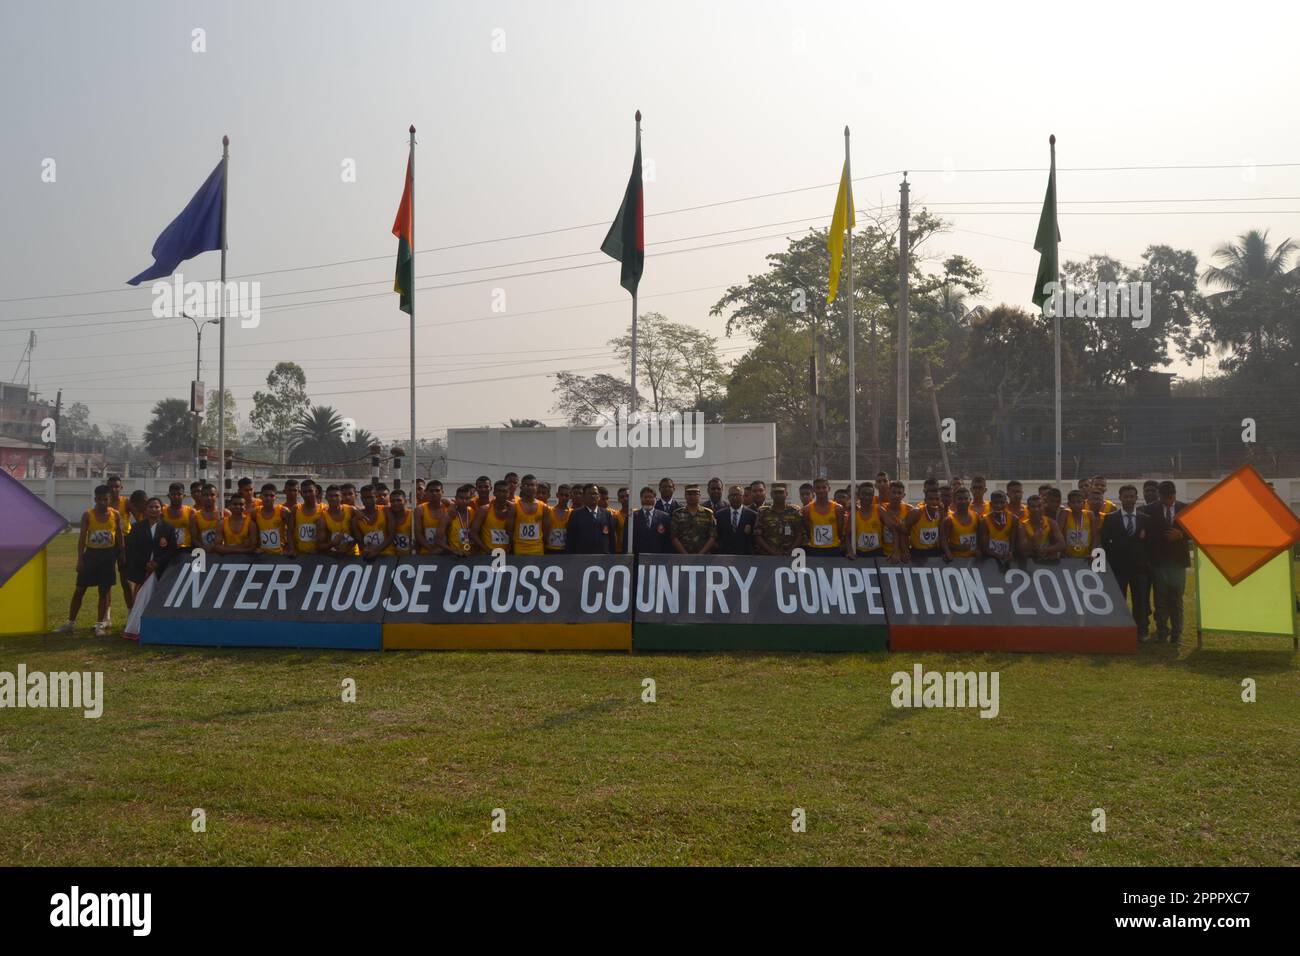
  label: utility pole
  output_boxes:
[896,173,911,482]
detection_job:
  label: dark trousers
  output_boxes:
[1115,569,1151,636]
[1151,564,1186,640]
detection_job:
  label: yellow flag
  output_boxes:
[826,160,855,303]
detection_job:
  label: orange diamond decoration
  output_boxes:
[1175,464,1300,585]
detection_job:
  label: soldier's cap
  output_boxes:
[771,483,786,492]
[684,484,701,493]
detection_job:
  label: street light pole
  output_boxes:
[181,311,219,477]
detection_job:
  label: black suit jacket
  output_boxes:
[565,507,616,554]
[1142,500,1191,568]
[715,505,759,555]
[1100,509,1151,577]
[125,519,178,583]
[654,498,681,515]
[625,507,673,554]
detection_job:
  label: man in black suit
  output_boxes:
[704,476,726,514]
[1142,480,1190,644]
[654,477,681,515]
[626,486,673,554]
[715,484,759,555]
[1100,483,1152,640]
[564,482,617,554]
[124,496,178,598]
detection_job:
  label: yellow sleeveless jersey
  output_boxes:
[513,500,546,555]
[223,514,253,549]
[253,508,288,554]
[165,506,193,548]
[1061,509,1095,558]
[909,506,944,551]
[117,496,134,535]
[854,506,884,553]
[1007,504,1027,523]
[480,505,512,551]
[546,506,570,553]
[354,509,387,553]
[419,502,444,551]
[947,510,979,557]
[1023,517,1054,550]
[84,508,119,550]
[880,503,911,556]
[388,509,413,555]
[806,502,842,551]
[294,503,322,554]
[446,508,474,555]
[983,513,1017,559]
[322,506,358,555]
[192,509,223,549]
[612,509,626,553]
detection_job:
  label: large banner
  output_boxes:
[883,557,1136,653]
[139,554,1135,653]
[634,554,890,651]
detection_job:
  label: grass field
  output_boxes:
[1,532,1297,866]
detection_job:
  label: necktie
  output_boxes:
[1167,507,1173,525]
[1125,513,1133,536]
[732,510,740,530]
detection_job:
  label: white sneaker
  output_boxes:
[93,622,107,638]
[54,621,75,634]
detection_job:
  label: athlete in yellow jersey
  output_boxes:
[904,488,946,559]
[216,495,256,554]
[941,487,980,559]
[1005,481,1027,523]
[545,494,571,554]
[318,485,358,556]
[190,484,224,550]
[968,476,992,516]
[440,484,475,556]
[253,483,290,555]
[163,482,193,549]
[293,483,323,554]
[352,486,388,558]
[380,489,414,555]
[851,482,886,557]
[1061,489,1100,559]
[979,491,1019,562]
[1090,476,1117,514]
[880,481,913,561]
[802,477,845,558]
[512,476,549,555]
[1017,495,1065,560]
[471,480,516,554]
[56,484,125,637]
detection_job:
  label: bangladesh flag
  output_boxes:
[600,118,644,296]
[392,150,415,315]
[1032,136,1060,312]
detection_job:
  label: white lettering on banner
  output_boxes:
[581,564,631,613]
[333,563,363,611]
[262,563,300,611]
[728,565,757,613]
[304,561,338,611]
[233,564,269,610]
[386,563,414,612]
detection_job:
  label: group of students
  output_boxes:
[58,468,1187,639]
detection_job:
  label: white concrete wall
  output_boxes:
[447,424,777,492]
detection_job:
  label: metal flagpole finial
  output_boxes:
[635,110,641,122]
[409,124,416,134]
[1049,134,1056,146]
[222,134,229,147]
[844,125,850,137]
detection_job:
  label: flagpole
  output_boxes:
[627,110,641,556]
[1051,134,1061,487]
[217,134,229,499]
[408,125,417,490]
[844,126,856,558]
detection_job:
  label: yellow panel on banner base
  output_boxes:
[0,549,48,636]
[383,622,632,651]
[1195,548,1297,647]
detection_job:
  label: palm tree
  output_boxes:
[1202,229,1296,368]
[288,405,347,469]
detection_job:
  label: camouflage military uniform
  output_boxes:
[757,504,803,555]
[671,506,716,554]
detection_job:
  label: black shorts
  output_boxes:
[76,548,118,588]
[909,548,943,561]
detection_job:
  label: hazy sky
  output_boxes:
[3,0,1298,446]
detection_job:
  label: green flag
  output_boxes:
[1032,136,1060,312]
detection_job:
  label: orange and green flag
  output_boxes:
[392,148,415,315]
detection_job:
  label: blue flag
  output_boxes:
[126,160,225,286]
